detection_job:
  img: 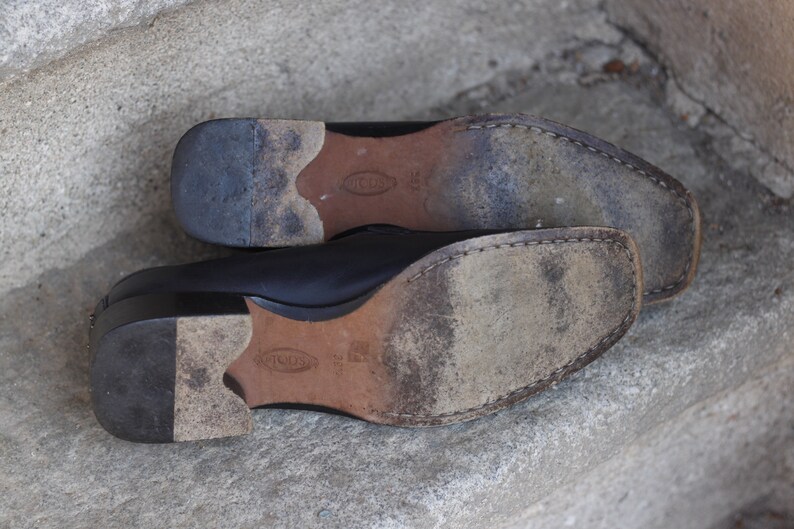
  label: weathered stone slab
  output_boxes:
[0,0,193,82]
[605,0,794,198]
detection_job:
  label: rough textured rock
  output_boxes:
[1,2,792,528]
[0,0,193,82]
[505,358,794,529]
[605,0,794,198]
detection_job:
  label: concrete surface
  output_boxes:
[0,0,194,82]
[605,0,794,198]
[507,357,794,529]
[1,1,793,528]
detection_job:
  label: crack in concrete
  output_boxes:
[602,10,794,198]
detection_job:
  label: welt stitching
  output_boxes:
[383,236,637,419]
[463,122,695,296]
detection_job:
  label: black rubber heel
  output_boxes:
[171,119,257,247]
[171,118,327,248]
[89,293,249,442]
[90,318,177,443]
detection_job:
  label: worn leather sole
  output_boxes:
[90,227,642,443]
[171,113,700,303]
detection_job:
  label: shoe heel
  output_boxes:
[90,296,253,443]
[171,118,326,247]
[91,316,179,443]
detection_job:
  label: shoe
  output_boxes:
[170,113,700,303]
[89,226,642,443]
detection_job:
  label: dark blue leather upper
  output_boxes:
[106,227,502,310]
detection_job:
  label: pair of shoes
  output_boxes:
[89,114,701,443]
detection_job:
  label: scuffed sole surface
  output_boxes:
[171,114,699,303]
[91,227,642,442]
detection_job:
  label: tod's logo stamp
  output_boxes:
[342,171,397,196]
[255,348,318,373]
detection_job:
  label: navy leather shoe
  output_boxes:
[90,226,641,442]
[171,114,700,303]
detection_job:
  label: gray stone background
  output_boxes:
[0,1,792,528]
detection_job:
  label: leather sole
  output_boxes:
[90,227,642,443]
[171,113,700,303]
